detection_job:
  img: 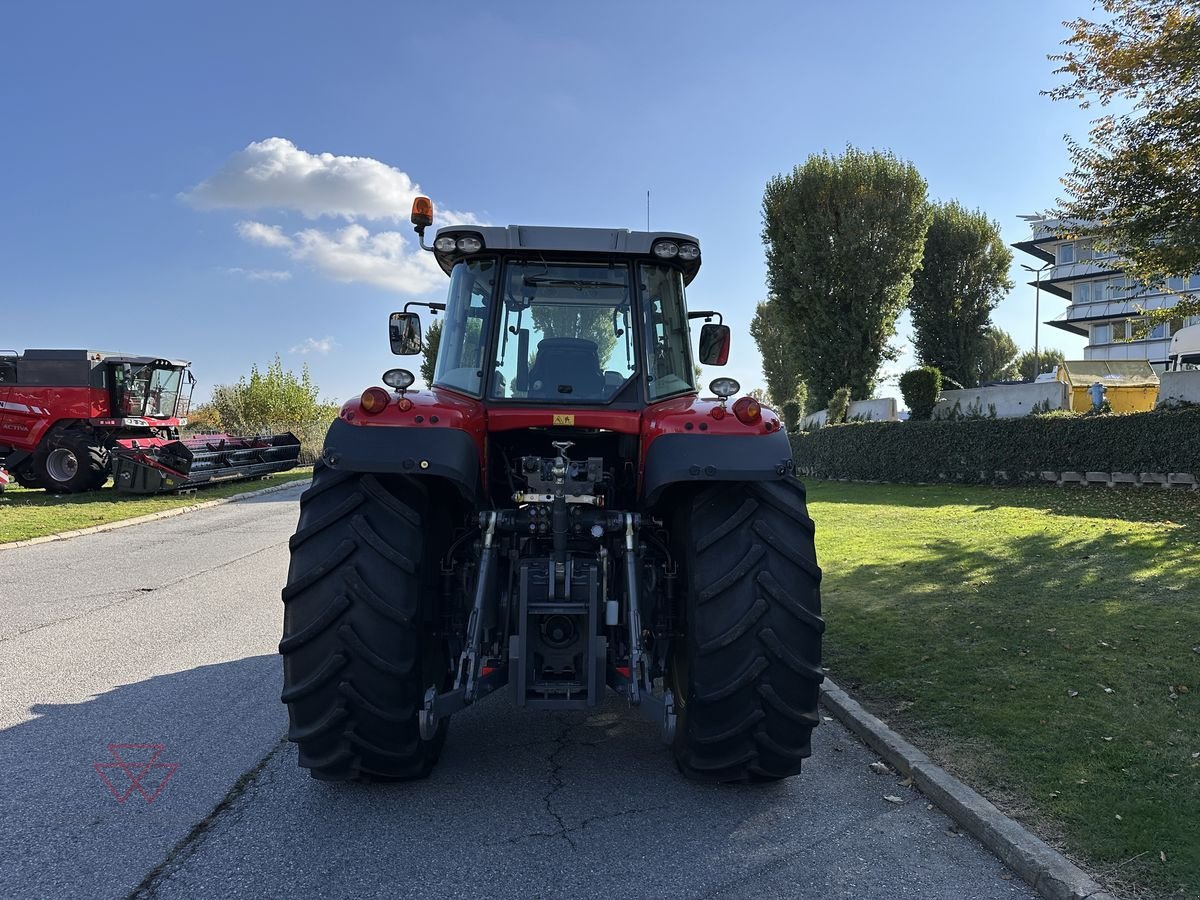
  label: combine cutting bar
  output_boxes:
[111,432,302,494]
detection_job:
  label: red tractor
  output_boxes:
[0,349,300,493]
[279,199,823,783]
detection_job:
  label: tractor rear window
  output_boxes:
[489,261,635,402]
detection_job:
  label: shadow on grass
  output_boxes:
[806,478,1200,529]
[820,526,1200,897]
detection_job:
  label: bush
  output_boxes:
[781,400,801,433]
[208,356,339,464]
[790,407,1200,483]
[899,367,942,420]
[183,403,223,433]
[827,386,852,425]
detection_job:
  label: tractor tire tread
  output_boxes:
[279,652,347,703]
[674,478,824,783]
[280,467,445,783]
[277,593,350,654]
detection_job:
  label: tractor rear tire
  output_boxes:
[280,462,449,782]
[671,479,824,783]
[33,429,108,493]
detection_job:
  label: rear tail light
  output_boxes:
[732,396,761,425]
[359,387,390,416]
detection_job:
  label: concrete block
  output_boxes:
[1085,471,1111,486]
[1058,471,1084,485]
[1168,472,1198,488]
[1110,472,1138,487]
[1040,471,1058,483]
[1140,472,1167,486]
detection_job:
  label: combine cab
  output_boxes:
[0,349,300,493]
[279,199,824,784]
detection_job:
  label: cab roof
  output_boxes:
[20,349,191,367]
[431,224,702,284]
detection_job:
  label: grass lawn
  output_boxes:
[807,480,1200,899]
[0,468,312,544]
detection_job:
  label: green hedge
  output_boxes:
[789,407,1200,483]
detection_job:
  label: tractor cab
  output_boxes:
[392,216,729,409]
[106,357,195,421]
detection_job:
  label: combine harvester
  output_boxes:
[0,349,300,494]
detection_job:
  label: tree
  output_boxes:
[421,318,442,386]
[749,298,809,410]
[899,367,942,420]
[909,202,1014,387]
[209,356,339,462]
[826,386,852,425]
[1047,0,1200,322]
[976,327,1021,383]
[1017,346,1066,381]
[183,403,222,434]
[746,387,770,404]
[531,307,619,368]
[762,147,931,410]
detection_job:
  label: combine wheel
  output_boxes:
[280,461,449,782]
[33,429,108,493]
[671,479,825,782]
[10,461,43,489]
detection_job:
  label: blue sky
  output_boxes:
[1,1,1097,405]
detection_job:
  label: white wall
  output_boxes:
[1158,370,1200,407]
[802,397,899,429]
[932,382,1069,420]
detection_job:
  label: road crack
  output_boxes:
[126,734,288,899]
[541,717,577,848]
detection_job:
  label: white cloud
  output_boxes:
[236,220,293,249]
[225,266,292,282]
[235,220,445,294]
[291,224,446,293]
[190,138,480,295]
[290,336,337,355]
[183,137,478,223]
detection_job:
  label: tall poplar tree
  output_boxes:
[909,202,1014,387]
[762,147,930,409]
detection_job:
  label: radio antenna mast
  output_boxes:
[646,190,650,231]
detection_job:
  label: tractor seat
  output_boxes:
[528,338,604,398]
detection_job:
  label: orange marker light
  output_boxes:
[732,396,761,425]
[411,196,434,227]
[360,387,390,415]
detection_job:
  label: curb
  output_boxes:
[820,680,1118,900]
[0,477,308,551]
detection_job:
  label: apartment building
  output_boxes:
[1014,216,1200,371]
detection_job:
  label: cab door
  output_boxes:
[0,354,20,444]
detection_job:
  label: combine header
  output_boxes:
[0,349,300,493]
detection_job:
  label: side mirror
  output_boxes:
[389,312,423,355]
[698,323,731,366]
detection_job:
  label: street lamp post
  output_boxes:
[1022,262,1053,376]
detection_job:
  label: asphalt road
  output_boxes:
[0,484,1037,900]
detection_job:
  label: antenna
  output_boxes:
[646,190,650,231]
